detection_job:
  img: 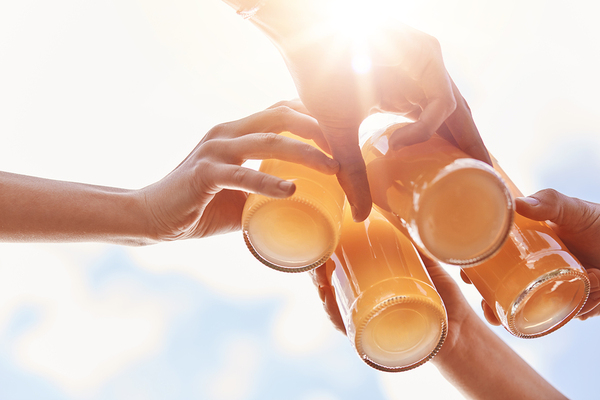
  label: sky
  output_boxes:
[1,0,600,399]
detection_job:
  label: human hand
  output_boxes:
[311,252,569,399]
[473,189,600,323]
[256,7,490,221]
[139,100,338,241]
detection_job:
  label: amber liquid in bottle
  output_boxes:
[328,205,447,371]
[361,122,514,266]
[461,159,590,338]
[242,132,345,272]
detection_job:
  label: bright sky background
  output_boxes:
[1,1,600,399]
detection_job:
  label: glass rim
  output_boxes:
[506,268,590,338]
[413,158,515,267]
[354,295,448,373]
[242,195,339,273]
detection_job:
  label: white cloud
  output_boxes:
[0,243,172,396]
[271,274,339,356]
[128,237,340,356]
[379,363,464,400]
[301,392,341,400]
[202,334,262,400]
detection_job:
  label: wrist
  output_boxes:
[431,309,481,370]
[127,189,162,245]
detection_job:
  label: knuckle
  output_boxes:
[195,160,218,192]
[206,122,230,139]
[257,132,282,147]
[538,188,561,203]
[244,172,272,194]
[230,167,250,185]
[295,141,317,157]
[424,34,441,52]
[268,100,291,109]
[269,105,295,124]
[197,138,224,157]
[537,188,568,223]
[272,104,293,115]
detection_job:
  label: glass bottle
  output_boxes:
[361,120,514,266]
[327,204,447,372]
[461,158,590,338]
[242,131,345,272]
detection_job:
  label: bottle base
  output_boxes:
[414,159,514,266]
[352,278,447,372]
[505,268,589,338]
[242,197,337,273]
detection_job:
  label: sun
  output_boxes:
[324,0,402,74]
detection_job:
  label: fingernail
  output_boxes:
[517,196,540,206]
[326,157,339,171]
[278,180,295,194]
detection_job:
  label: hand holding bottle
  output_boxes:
[0,100,338,244]
[312,255,568,399]
[310,254,473,364]
[225,0,491,221]
[476,189,600,323]
[140,100,339,241]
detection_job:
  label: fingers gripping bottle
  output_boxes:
[242,131,345,272]
[327,205,447,372]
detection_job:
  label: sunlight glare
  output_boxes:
[352,51,372,74]
[327,0,390,40]
[327,0,396,74]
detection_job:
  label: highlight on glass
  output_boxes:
[361,117,514,267]
[242,131,345,273]
[326,204,447,372]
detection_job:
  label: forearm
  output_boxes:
[433,313,567,400]
[0,172,154,245]
[220,0,332,44]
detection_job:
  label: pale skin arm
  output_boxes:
[0,173,149,245]
[426,260,567,400]
[221,0,490,221]
[0,100,338,245]
[311,257,567,399]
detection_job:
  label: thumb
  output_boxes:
[515,188,590,229]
